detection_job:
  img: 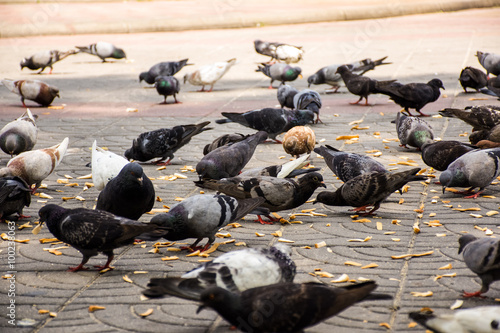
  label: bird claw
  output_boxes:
[462,290,486,298]
[67,265,89,272]
[255,215,277,225]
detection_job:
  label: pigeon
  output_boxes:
[439,148,500,198]
[198,280,390,333]
[2,79,59,107]
[458,234,500,297]
[91,140,129,191]
[439,105,500,131]
[203,133,251,155]
[253,40,303,63]
[195,172,326,224]
[307,56,391,92]
[0,109,38,156]
[282,126,315,158]
[154,75,180,104]
[477,51,500,77]
[240,154,319,178]
[139,59,191,84]
[469,123,500,145]
[124,121,211,165]
[183,58,237,92]
[314,168,426,216]
[293,88,323,123]
[410,306,500,333]
[96,163,155,220]
[0,137,68,192]
[481,75,500,100]
[139,194,266,251]
[277,84,298,108]
[314,145,387,182]
[395,112,434,149]
[196,131,267,180]
[459,66,488,93]
[215,108,315,141]
[38,204,166,272]
[142,243,296,300]
[0,176,31,221]
[20,49,76,74]
[377,78,445,116]
[420,140,476,171]
[76,42,126,62]
[256,63,302,89]
[253,39,280,59]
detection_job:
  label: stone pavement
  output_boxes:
[0,6,500,333]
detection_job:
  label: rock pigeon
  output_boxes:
[76,42,126,62]
[0,137,68,192]
[277,84,298,109]
[139,59,191,84]
[395,112,434,149]
[377,78,445,116]
[459,66,488,93]
[195,172,326,224]
[124,121,211,165]
[420,140,476,171]
[183,58,237,92]
[1,79,59,107]
[410,306,500,333]
[198,281,390,333]
[439,105,500,131]
[139,194,266,251]
[196,131,267,180]
[38,204,165,272]
[96,163,155,220]
[256,63,302,89]
[458,234,500,297]
[142,243,296,300]
[314,168,426,216]
[253,39,280,59]
[215,108,315,141]
[154,75,180,104]
[469,123,500,145]
[240,154,319,178]
[20,49,76,74]
[477,51,500,77]
[481,75,500,100]
[91,140,129,191]
[314,145,387,182]
[203,133,251,155]
[439,148,500,198]
[293,88,323,123]
[0,176,31,221]
[0,109,38,156]
[253,40,303,63]
[282,126,315,158]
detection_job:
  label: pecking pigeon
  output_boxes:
[183,58,237,92]
[76,42,126,62]
[282,125,315,158]
[420,140,476,171]
[240,154,319,178]
[20,49,76,74]
[470,123,500,145]
[481,75,500,100]
[0,176,31,221]
[139,59,191,84]
[277,84,298,109]
[253,40,303,63]
[439,105,500,131]
[459,66,488,93]
[2,79,59,107]
[154,75,180,104]
[293,89,323,123]
[256,63,302,89]
[91,140,129,191]
[395,112,434,149]
[477,51,500,77]
[203,133,251,155]
[0,108,38,156]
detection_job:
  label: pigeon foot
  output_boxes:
[462,290,486,298]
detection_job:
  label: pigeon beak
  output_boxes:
[137,176,143,185]
[320,182,326,188]
[298,74,303,79]
[312,199,318,204]
[196,305,206,314]
[442,186,446,194]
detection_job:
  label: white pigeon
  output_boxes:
[183,58,237,92]
[0,109,38,156]
[275,44,304,64]
[91,140,129,191]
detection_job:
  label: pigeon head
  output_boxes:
[1,134,26,156]
[439,169,466,192]
[0,167,13,178]
[139,72,148,83]
[335,65,350,75]
[198,287,241,316]
[20,58,29,70]
[284,66,302,80]
[120,163,144,185]
[313,190,345,206]
[429,78,445,90]
[307,74,319,87]
[38,204,67,231]
[124,139,140,160]
[458,234,477,254]
[113,48,126,59]
[298,172,326,189]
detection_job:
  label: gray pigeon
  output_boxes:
[481,75,500,100]
[20,49,76,74]
[96,163,155,220]
[439,148,500,198]
[293,88,323,123]
[38,204,165,272]
[0,176,31,221]
[124,121,211,165]
[196,131,267,180]
[256,63,302,88]
[2,79,59,107]
[143,243,296,300]
[139,194,266,251]
[154,75,180,104]
[477,51,500,77]
[139,59,191,84]
[203,133,251,155]
[314,145,387,182]
[0,109,38,156]
[314,168,426,216]
[420,140,476,171]
[458,234,500,297]
[395,112,434,149]
[277,84,298,108]
[459,66,488,93]
[439,105,500,131]
[253,40,303,63]
[76,41,126,62]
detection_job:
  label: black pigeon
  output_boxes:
[38,204,165,272]
[139,59,191,84]
[215,108,315,141]
[76,41,126,62]
[293,89,323,123]
[96,163,155,220]
[196,131,267,180]
[0,176,31,221]
[314,168,426,216]
[314,145,387,182]
[143,243,295,300]
[256,63,302,89]
[439,105,500,131]
[377,78,445,116]
[154,75,180,104]
[139,194,265,251]
[124,121,211,164]
[203,133,251,155]
[395,112,434,149]
[20,49,76,74]
[480,75,500,100]
[459,66,488,93]
[277,84,298,108]
[198,281,390,333]
[420,140,476,171]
